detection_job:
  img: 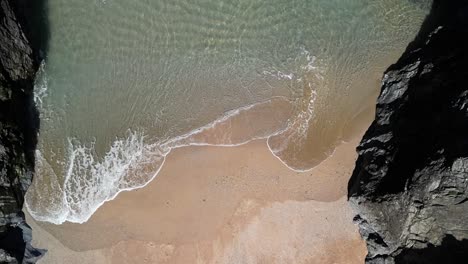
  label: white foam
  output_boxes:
[26,98,293,224]
[27,132,165,224]
[262,70,295,80]
[33,60,48,108]
[26,49,326,225]
[61,132,161,223]
[266,47,329,171]
[161,97,291,149]
[25,150,68,222]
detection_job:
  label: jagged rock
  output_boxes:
[0,0,45,263]
[348,0,468,263]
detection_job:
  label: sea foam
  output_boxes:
[26,50,324,224]
[33,61,48,108]
[26,97,296,224]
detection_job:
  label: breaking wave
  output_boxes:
[33,60,48,108]
[26,96,302,224]
[26,51,325,224]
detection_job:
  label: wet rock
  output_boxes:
[0,0,45,262]
[348,0,468,263]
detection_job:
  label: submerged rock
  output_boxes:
[348,0,468,263]
[0,0,46,262]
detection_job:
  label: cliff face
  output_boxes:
[0,0,45,263]
[348,0,468,263]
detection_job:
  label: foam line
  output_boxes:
[26,51,327,224]
[26,97,296,224]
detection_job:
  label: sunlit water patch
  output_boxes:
[26,0,430,224]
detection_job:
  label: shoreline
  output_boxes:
[26,96,295,224]
[27,89,376,225]
[29,122,370,263]
[27,76,378,263]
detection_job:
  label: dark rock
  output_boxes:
[348,0,468,263]
[0,0,47,263]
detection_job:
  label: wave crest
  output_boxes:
[26,97,295,224]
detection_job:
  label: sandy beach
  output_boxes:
[27,117,370,264]
[25,84,378,264]
[16,0,433,262]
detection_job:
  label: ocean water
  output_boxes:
[26,0,430,224]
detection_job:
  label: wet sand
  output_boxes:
[26,88,378,263]
[28,124,369,263]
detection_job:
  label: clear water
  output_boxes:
[26,0,430,224]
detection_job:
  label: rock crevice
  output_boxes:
[0,0,47,263]
[348,0,468,263]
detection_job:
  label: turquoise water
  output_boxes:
[26,0,430,224]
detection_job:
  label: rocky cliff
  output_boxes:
[348,0,468,263]
[0,0,46,263]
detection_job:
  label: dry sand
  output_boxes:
[23,51,386,263]
[26,89,379,264]
[27,130,368,263]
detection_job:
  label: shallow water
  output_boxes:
[26,0,430,224]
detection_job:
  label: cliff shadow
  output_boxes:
[0,0,50,262]
[395,235,468,264]
[14,0,50,63]
[348,0,468,198]
[9,0,50,188]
